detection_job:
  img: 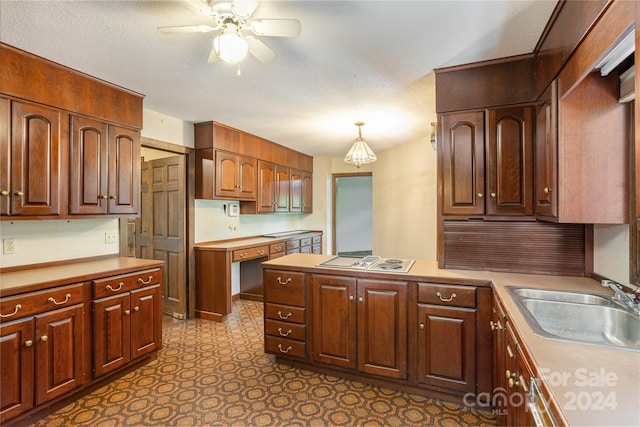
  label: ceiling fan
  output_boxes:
[157,0,301,64]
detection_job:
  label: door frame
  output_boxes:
[119,136,195,318]
[331,172,372,255]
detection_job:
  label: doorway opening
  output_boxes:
[332,173,373,256]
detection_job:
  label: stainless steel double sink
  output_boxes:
[507,287,640,351]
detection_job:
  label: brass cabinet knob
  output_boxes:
[125,310,131,315]
[505,370,513,379]
[490,321,496,331]
[24,340,33,347]
[99,195,108,199]
[490,192,496,198]
[419,323,425,330]
[40,335,48,342]
[508,377,520,388]
[134,306,140,312]
[15,191,24,196]
[543,187,552,194]
[349,295,354,301]
[0,190,8,196]
[109,195,117,200]
[477,193,483,198]
[358,296,364,303]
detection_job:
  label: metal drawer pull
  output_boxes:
[277,277,292,285]
[277,344,293,354]
[277,311,292,320]
[277,328,292,337]
[257,250,265,255]
[436,291,456,302]
[138,276,153,285]
[48,293,71,305]
[107,282,124,292]
[0,304,22,318]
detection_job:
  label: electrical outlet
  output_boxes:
[3,238,16,254]
[105,231,118,244]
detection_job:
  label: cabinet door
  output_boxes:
[505,323,519,427]
[492,297,508,425]
[0,97,9,216]
[107,125,139,214]
[357,279,407,379]
[289,169,303,213]
[275,165,290,212]
[35,304,84,405]
[535,80,558,218]
[130,285,161,359]
[416,304,476,392]
[69,115,109,214]
[257,161,276,213]
[302,170,313,213]
[486,106,534,215]
[237,155,257,200]
[0,318,34,423]
[440,111,485,215]
[215,151,239,198]
[312,274,357,369]
[93,293,131,378]
[10,100,61,216]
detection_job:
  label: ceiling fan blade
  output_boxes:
[245,36,276,63]
[231,0,258,19]
[207,45,221,63]
[157,24,218,34]
[250,19,301,37]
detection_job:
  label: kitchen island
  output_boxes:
[262,253,640,427]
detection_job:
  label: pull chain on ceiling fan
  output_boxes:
[157,0,301,64]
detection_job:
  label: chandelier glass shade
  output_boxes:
[213,24,249,64]
[344,122,377,168]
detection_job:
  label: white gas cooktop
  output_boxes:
[317,256,415,273]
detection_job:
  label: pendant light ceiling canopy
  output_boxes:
[344,122,377,168]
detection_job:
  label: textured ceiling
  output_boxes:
[0,0,557,157]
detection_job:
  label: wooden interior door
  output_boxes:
[137,156,187,319]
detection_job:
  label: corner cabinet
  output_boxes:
[69,116,140,215]
[440,106,534,217]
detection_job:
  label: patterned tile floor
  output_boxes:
[34,300,496,426]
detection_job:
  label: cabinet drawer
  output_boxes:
[265,303,305,324]
[286,239,300,250]
[264,270,305,306]
[0,283,84,321]
[269,243,285,255]
[312,235,321,244]
[300,237,312,247]
[265,336,306,359]
[417,283,476,308]
[312,244,321,254]
[232,246,269,262]
[93,268,161,299]
[265,319,306,341]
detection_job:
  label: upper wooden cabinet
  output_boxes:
[69,117,140,215]
[3,100,63,217]
[534,81,558,219]
[195,121,313,214]
[440,106,534,217]
[0,43,143,220]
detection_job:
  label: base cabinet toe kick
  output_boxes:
[262,267,493,405]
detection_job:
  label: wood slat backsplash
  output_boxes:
[442,221,586,276]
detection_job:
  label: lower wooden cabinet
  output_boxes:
[0,261,163,425]
[93,271,162,378]
[0,284,84,424]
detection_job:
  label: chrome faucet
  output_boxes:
[602,280,638,313]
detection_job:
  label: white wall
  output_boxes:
[335,176,373,254]
[593,224,630,286]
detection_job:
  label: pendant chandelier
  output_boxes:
[344,121,377,168]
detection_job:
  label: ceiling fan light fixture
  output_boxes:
[213,25,249,63]
[344,122,377,168]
